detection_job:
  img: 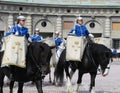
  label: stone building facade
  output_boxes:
[0,0,120,48]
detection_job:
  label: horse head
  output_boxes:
[99,49,113,76]
[40,43,52,77]
[26,42,52,79]
[87,43,113,76]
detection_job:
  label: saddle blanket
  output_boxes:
[66,36,86,62]
[1,35,28,68]
[94,37,111,48]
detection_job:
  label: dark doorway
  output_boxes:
[92,33,102,38]
[39,32,53,38]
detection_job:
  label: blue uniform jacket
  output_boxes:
[4,31,12,37]
[69,24,90,36]
[112,49,117,55]
[12,25,29,38]
[31,35,43,42]
[55,37,62,49]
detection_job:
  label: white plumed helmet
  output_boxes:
[17,15,26,20]
[55,31,59,34]
[35,28,39,31]
[77,17,83,21]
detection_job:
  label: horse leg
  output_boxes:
[52,65,58,85]
[0,70,5,93]
[89,72,97,93]
[70,68,76,79]
[9,81,14,93]
[64,62,73,93]
[18,82,24,93]
[53,71,56,85]
[53,64,64,86]
[1,67,11,79]
[5,78,10,86]
[74,72,83,93]
[35,79,43,93]
[49,71,52,83]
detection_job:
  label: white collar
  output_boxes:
[18,24,24,28]
[76,24,82,26]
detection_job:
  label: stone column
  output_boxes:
[8,14,13,30]
[56,15,62,36]
[26,15,32,35]
[104,16,111,38]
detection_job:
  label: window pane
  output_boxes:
[113,39,120,48]
[112,22,120,31]
[63,21,73,30]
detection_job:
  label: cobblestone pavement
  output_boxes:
[3,62,120,93]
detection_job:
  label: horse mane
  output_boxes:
[38,37,55,47]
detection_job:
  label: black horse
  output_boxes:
[0,42,52,93]
[54,41,113,93]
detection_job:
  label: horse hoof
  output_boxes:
[90,87,95,93]
[52,82,55,85]
[49,80,52,83]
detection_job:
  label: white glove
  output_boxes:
[89,34,94,38]
[15,31,19,35]
[28,37,32,42]
[72,30,75,34]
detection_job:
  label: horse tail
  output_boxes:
[54,49,65,85]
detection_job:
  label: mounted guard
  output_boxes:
[30,28,43,42]
[1,15,30,68]
[66,16,94,61]
[54,31,65,63]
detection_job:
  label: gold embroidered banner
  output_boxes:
[1,35,28,68]
[66,36,86,62]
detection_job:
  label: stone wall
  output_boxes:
[0,1,120,48]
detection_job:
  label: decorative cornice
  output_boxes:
[0,3,120,17]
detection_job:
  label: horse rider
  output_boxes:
[69,16,94,39]
[30,28,43,42]
[11,15,30,38]
[68,16,94,61]
[1,15,30,80]
[112,48,117,55]
[54,31,65,62]
[2,16,30,45]
[68,17,103,74]
[54,31,63,50]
